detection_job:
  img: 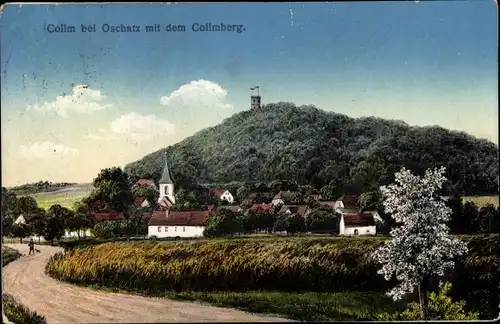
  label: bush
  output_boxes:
[2,247,21,267]
[377,282,479,320]
[2,293,47,324]
[45,235,498,319]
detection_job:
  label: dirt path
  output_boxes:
[3,244,291,323]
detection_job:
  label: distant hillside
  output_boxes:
[9,181,77,195]
[124,102,499,195]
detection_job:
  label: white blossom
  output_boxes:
[373,166,468,301]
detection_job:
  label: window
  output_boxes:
[165,226,168,232]
[366,229,370,233]
[175,227,177,232]
[354,229,359,235]
[183,227,186,232]
[158,226,162,232]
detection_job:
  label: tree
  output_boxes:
[90,167,134,214]
[203,209,243,237]
[11,223,32,243]
[236,185,252,202]
[446,196,466,234]
[133,185,159,208]
[320,183,342,201]
[305,206,339,233]
[30,209,48,243]
[373,166,468,320]
[17,196,38,214]
[43,214,66,243]
[463,202,479,234]
[477,204,498,233]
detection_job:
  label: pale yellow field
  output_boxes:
[462,196,499,208]
[22,183,94,210]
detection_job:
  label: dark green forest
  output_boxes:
[124,102,499,196]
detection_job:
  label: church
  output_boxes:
[147,152,209,238]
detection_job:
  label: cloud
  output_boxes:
[19,141,79,159]
[110,112,176,141]
[160,79,233,110]
[27,84,112,118]
[84,129,119,141]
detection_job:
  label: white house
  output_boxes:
[148,210,209,238]
[209,189,234,204]
[339,212,377,236]
[63,229,93,239]
[62,212,126,238]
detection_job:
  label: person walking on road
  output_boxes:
[28,238,35,255]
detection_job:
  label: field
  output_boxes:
[46,234,499,320]
[462,195,499,208]
[20,183,94,210]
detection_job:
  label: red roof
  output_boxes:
[158,196,173,209]
[91,212,127,222]
[207,205,216,212]
[273,191,299,200]
[148,210,210,226]
[342,212,375,227]
[249,204,273,212]
[136,179,156,187]
[319,201,337,208]
[279,205,309,216]
[209,189,228,197]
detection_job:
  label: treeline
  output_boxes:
[1,168,160,242]
[124,102,499,196]
[9,181,76,195]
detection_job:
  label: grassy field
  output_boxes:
[462,196,499,208]
[20,183,94,210]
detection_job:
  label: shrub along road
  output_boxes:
[2,244,291,323]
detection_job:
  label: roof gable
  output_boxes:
[342,212,375,227]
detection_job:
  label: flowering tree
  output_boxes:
[373,166,468,320]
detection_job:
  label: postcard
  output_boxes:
[1,2,498,323]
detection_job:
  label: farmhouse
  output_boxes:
[339,212,376,236]
[279,205,309,217]
[271,191,300,206]
[13,213,38,225]
[148,210,210,238]
[209,189,235,204]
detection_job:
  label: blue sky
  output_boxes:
[1,2,497,185]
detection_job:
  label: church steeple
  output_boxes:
[158,151,175,204]
[159,151,173,184]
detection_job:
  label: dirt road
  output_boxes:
[3,244,291,323]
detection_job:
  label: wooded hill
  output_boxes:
[124,102,499,196]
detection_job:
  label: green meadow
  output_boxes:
[21,183,94,210]
[462,196,499,208]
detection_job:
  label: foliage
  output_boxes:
[377,282,479,320]
[89,167,134,214]
[373,167,468,320]
[124,103,499,196]
[2,293,47,324]
[203,209,244,237]
[8,180,75,195]
[132,185,159,208]
[2,246,22,267]
[43,204,68,242]
[305,206,339,233]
